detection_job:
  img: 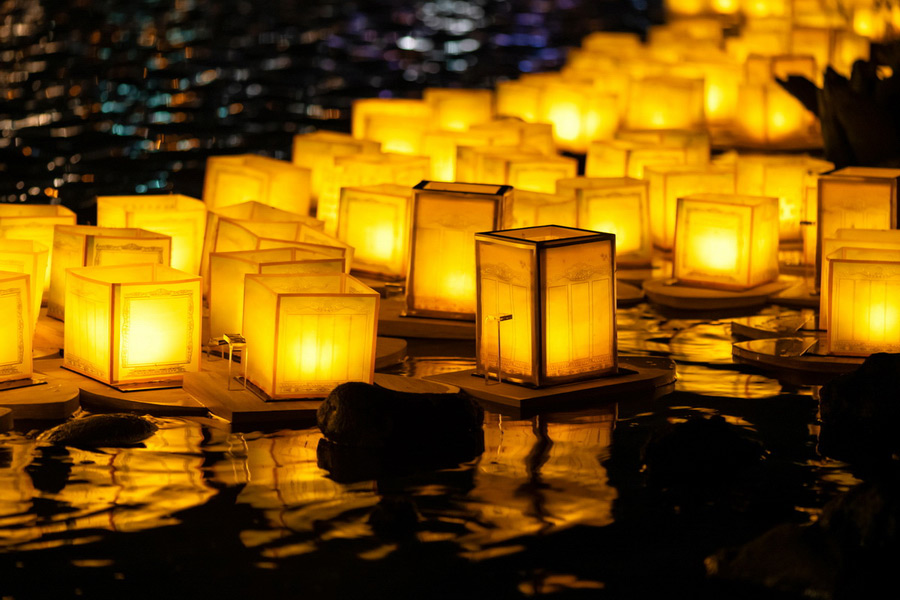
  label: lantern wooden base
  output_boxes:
[424,356,675,417]
[0,407,11,432]
[379,297,477,339]
[617,263,669,287]
[731,314,815,340]
[617,281,645,306]
[768,279,819,309]
[643,278,788,311]
[732,337,864,385]
[0,366,79,421]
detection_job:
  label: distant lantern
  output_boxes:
[537,79,620,152]
[203,154,312,218]
[645,164,736,250]
[291,130,380,201]
[407,181,513,320]
[826,248,900,356]
[469,119,556,156]
[496,79,543,122]
[0,270,32,383]
[745,54,819,86]
[63,263,201,389]
[581,31,643,56]
[556,177,652,266]
[0,240,48,330]
[734,73,820,147]
[480,153,579,194]
[351,98,433,155]
[242,273,379,399]
[474,226,617,387]
[208,248,344,341]
[669,59,742,125]
[674,193,780,290]
[48,226,173,321]
[96,194,206,274]
[421,130,495,182]
[0,204,76,293]
[790,27,870,77]
[585,139,688,179]
[625,77,706,132]
[424,88,494,132]
[616,128,711,165]
[509,190,577,229]
[337,184,411,279]
[456,145,541,185]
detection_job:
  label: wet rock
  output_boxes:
[818,352,900,463]
[39,413,158,448]
[820,478,900,554]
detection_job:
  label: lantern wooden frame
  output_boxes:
[0,270,32,384]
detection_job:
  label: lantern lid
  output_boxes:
[826,167,900,180]
[55,225,172,240]
[477,225,614,247]
[97,194,203,209]
[826,247,900,263]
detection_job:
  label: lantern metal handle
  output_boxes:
[484,313,512,385]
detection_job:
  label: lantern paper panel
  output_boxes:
[538,80,620,152]
[242,273,379,399]
[669,59,742,125]
[557,177,652,266]
[481,154,578,194]
[469,120,556,156]
[790,27,870,77]
[351,98,433,155]
[407,181,513,320]
[745,54,819,85]
[422,130,494,182]
[625,77,706,132]
[337,184,411,279]
[203,154,312,216]
[0,204,76,293]
[63,263,201,387]
[456,145,541,185]
[48,226,173,321]
[674,193,780,290]
[475,226,617,387]
[209,248,344,341]
[96,194,206,275]
[646,164,736,250]
[291,130,380,200]
[581,31,643,55]
[424,88,494,132]
[509,190,577,229]
[616,129,711,165]
[0,240,47,329]
[726,26,791,63]
[585,140,688,179]
[0,270,32,383]
[734,83,820,146]
[212,219,349,270]
[826,248,900,357]
[496,79,542,122]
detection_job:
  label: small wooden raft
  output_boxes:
[732,337,864,385]
[0,368,79,421]
[643,278,788,310]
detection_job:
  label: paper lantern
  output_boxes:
[745,54,819,85]
[291,130,380,200]
[0,203,76,293]
[674,193,780,290]
[581,31,643,56]
[741,0,790,19]
[203,154,312,217]
[826,248,900,356]
[351,98,432,155]
[208,248,345,341]
[242,273,379,399]
[556,177,652,266]
[211,218,350,270]
[616,128,711,165]
[538,79,620,152]
[422,130,494,181]
[480,153,578,194]
[586,139,688,179]
[625,77,706,132]
[456,145,541,185]
[496,79,542,122]
[0,240,47,330]
[63,263,201,389]
[423,88,494,132]
[790,27,870,77]
[469,119,556,156]
[407,181,513,320]
[509,190,577,229]
[726,26,791,63]
[96,194,206,275]
[735,66,820,146]
[645,164,736,250]
[337,184,411,279]
[0,270,32,383]
[48,226,173,321]
[474,226,616,387]
[669,59,742,125]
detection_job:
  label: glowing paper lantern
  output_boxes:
[645,164,736,250]
[581,31,643,56]
[203,154,312,216]
[422,130,494,181]
[351,98,432,155]
[407,182,513,320]
[586,139,688,179]
[456,145,541,185]
[669,59,742,125]
[0,204,76,293]
[469,119,556,156]
[424,88,494,132]
[616,129,711,165]
[538,79,620,152]
[0,270,32,383]
[625,77,706,132]
[337,184,411,279]
[474,226,616,387]
[291,130,380,200]
[496,79,542,122]
[509,190,577,229]
[242,273,379,399]
[826,248,900,356]
[481,153,578,194]
[212,219,350,270]
[208,248,345,341]
[790,27,870,76]
[63,264,201,388]
[96,194,206,274]
[674,193,780,290]
[556,177,652,266]
[0,240,47,330]
[726,27,791,63]
[745,54,819,85]
[48,226,173,321]
[735,83,820,146]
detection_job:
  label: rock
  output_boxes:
[39,413,158,448]
[820,478,900,554]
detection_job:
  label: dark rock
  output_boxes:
[818,352,900,463]
[39,413,158,448]
[820,478,900,554]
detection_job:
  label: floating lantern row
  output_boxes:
[0,270,32,383]
[0,240,47,330]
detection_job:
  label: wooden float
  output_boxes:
[643,278,788,311]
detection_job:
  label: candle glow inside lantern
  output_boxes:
[481,153,578,194]
[203,154,312,216]
[407,181,513,320]
[674,193,780,290]
[734,83,820,146]
[0,240,47,329]
[538,80,620,152]
[242,273,379,399]
[469,120,556,156]
[826,248,900,356]
[421,130,494,182]
[0,204,76,293]
[586,139,688,179]
[424,88,494,132]
[48,226,173,321]
[817,168,900,253]
[625,77,706,132]
[351,98,433,155]
[0,270,32,383]
[616,128,711,165]
[556,177,652,266]
[509,190,577,229]
[337,184,411,279]
[63,263,201,389]
[291,130,380,201]
[496,79,542,122]
[474,226,617,387]
[96,194,206,275]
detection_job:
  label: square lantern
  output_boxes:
[556,177,652,266]
[586,139,688,179]
[208,248,345,341]
[0,203,76,293]
[469,119,556,156]
[96,194,206,274]
[734,83,820,146]
[474,226,617,387]
[337,184,411,279]
[203,154,312,216]
[421,130,495,181]
[63,264,201,388]
[645,164,736,250]
[537,78,620,152]
[745,54,819,86]
[211,219,350,270]
[481,153,578,194]
[351,98,433,155]
[581,31,643,56]
[669,59,743,125]
[407,181,513,320]
[625,77,706,132]
[817,168,900,254]
[424,88,494,132]
[0,270,32,383]
[674,194,780,290]
[826,248,900,356]
[291,130,380,201]
[509,190,577,229]
[48,226,173,321]
[456,145,541,185]
[242,273,379,399]
[790,27,870,77]
[496,79,543,122]
[0,240,47,330]
[616,129,711,165]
